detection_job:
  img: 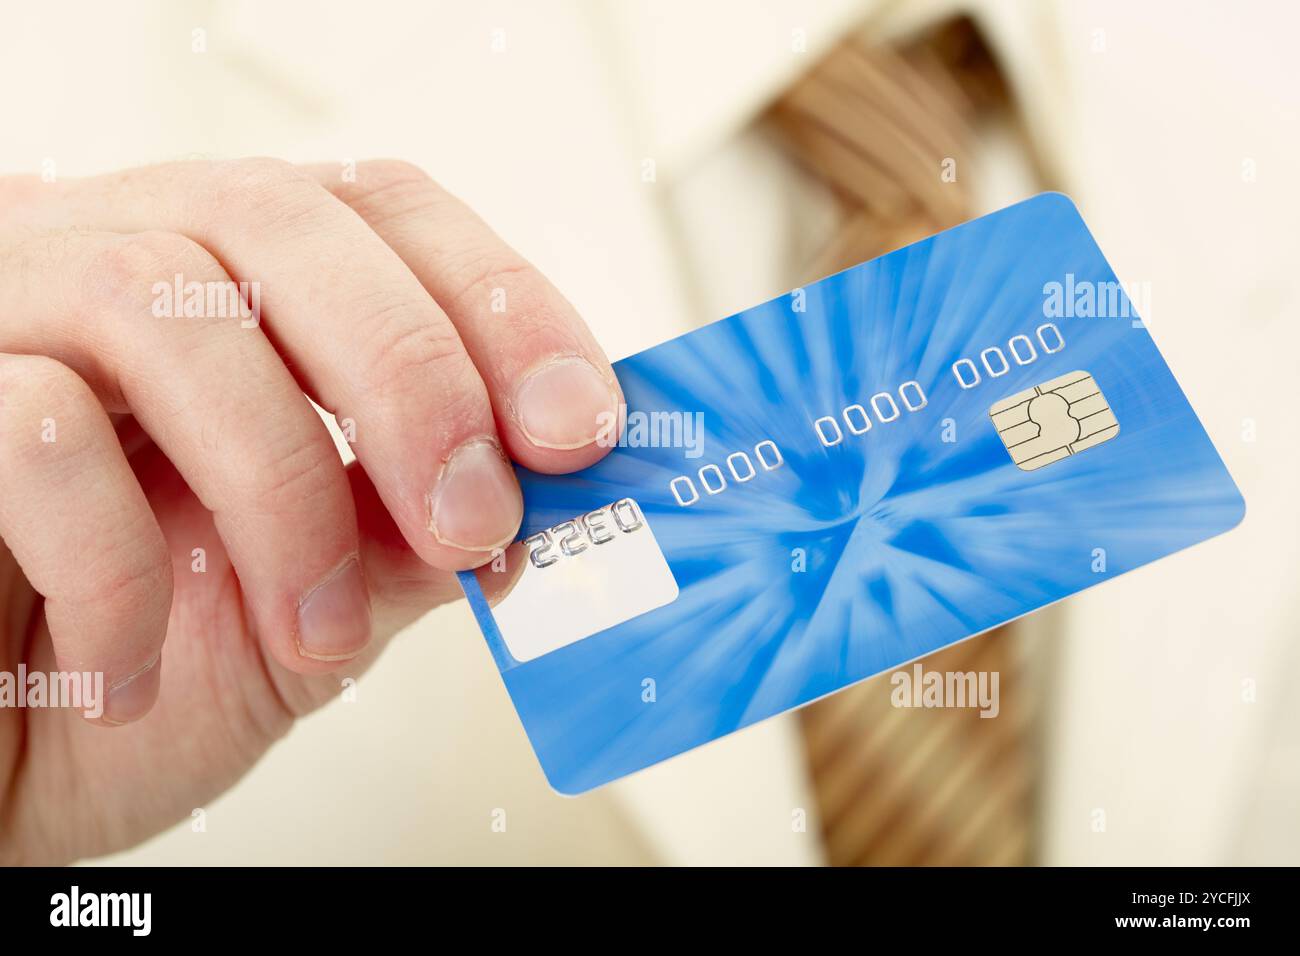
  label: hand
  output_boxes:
[0,159,622,863]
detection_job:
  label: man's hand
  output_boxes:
[0,159,622,863]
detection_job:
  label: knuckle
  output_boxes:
[356,301,477,399]
[78,528,173,632]
[212,156,309,195]
[241,430,343,519]
[80,231,213,316]
[0,354,83,406]
[504,314,571,359]
[348,159,441,222]
[358,158,432,191]
[0,356,94,450]
[203,157,324,230]
[438,248,535,312]
[0,359,95,467]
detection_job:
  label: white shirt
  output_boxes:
[6,0,1296,865]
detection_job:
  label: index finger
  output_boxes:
[23,160,524,571]
[302,160,624,475]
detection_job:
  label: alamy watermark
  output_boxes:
[1043,272,1152,328]
[0,666,104,719]
[596,404,705,459]
[890,662,999,718]
[151,273,261,328]
[50,886,151,936]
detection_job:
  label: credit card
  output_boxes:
[459,192,1245,795]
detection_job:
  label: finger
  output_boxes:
[0,353,170,725]
[24,160,524,568]
[303,160,624,474]
[347,461,463,639]
[117,441,465,722]
[0,230,371,673]
[119,417,463,641]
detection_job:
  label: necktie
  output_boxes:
[767,18,1044,866]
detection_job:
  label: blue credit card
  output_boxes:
[459,193,1245,795]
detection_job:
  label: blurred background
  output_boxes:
[2,0,1295,865]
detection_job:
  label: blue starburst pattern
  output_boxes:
[461,193,1244,794]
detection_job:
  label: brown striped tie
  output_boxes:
[767,19,1044,866]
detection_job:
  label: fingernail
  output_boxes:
[103,656,161,725]
[297,556,372,662]
[427,437,523,551]
[513,356,618,450]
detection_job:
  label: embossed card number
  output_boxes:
[525,498,644,568]
[484,498,679,662]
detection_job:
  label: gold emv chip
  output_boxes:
[990,370,1119,471]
